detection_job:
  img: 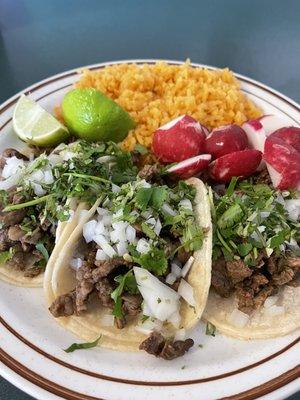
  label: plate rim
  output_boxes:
[0,59,299,400]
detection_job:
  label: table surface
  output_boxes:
[0,0,299,399]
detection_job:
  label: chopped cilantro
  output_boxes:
[111,270,138,318]
[131,247,168,276]
[0,249,14,264]
[35,242,49,262]
[205,322,216,337]
[64,336,101,353]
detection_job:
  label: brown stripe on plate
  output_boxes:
[0,346,299,400]
[1,315,299,386]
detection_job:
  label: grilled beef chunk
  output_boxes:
[49,291,76,317]
[211,258,233,297]
[213,252,300,313]
[7,225,25,241]
[139,332,194,360]
[114,316,126,329]
[138,164,160,181]
[252,168,272,185]
[75,279,94,313]
[93,257,133,280]
[0,209,26,226]
[0,229,11,251]
[95,278,114,308]
[177,248,192,265]
[225,260,252,284]
[24,266,43,278]
[121,293,142,316]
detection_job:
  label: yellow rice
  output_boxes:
[76,61,262,150]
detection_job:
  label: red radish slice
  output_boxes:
[263,135,300,190]
[270,127,300,153]
[209,149,262,182]
[258,115,289,136]
[205,124,248,160]
[152,115,208,163]
[242,120,266,152]
[167,154,211,179]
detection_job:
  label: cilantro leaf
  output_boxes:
[217,203,244,229]
[237,243,253,257]
[205,322,216,336]
[135,188,153,210]
[132,247,168,276]
[64,336,101,353]
[35,242,49,262]
[141,222,156,239]
[0,250,13,264]
[111,270,138,317]
[151,187,168,209]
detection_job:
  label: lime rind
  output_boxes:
[13,94,69,147]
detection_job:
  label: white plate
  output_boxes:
[0,60,299,400]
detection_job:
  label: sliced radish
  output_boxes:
[242,119,266,152]
[264,135,300,171]
[205,124,248,159]
[258,115,289,136]
[209,149,262,182]
[269,127,300,153]
[152,115,208,163]
[167,154,211,179]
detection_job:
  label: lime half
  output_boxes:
[62,88,135,143]
[13,95,69,146]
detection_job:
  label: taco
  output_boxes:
[204,178,300,339]
[45,177,212,359]
[0,140,138,287]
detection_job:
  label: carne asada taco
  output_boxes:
[45,177,212,359]
[204,178,300,339]
[0,140,138,287]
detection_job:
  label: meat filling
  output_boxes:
[211,253,300,313]
[139,331,194,360]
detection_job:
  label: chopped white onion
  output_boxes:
[112,220,128,232]
[165,273,177,285]
[162,203,177,216]
[2,157,25,178]
[181,256,195,278]
[70,258,83,271]
[43,169,54,184]
[83,220,97,243]
[61,150,76,161]
[264,305,285,317]
[102,214,112,226]
[179,198,193,211]
[94,235,117,258]
[96,249,109,261]
[32,182,46,196]
[284,199,300,221]
[100,314,114,326]
[97,207,109,216]
[259,211,270,219]
[0,170,22,190]
[136,238,151,254]
[285,238,300,251]
[96,155,114,163]
[110,228,125,243]
[116,241,127,256]
[154,218,162,236]
[48,154,63,166]
[174,329,186,341]
[263,296,279,309]
[167,310,181,328]
[229,309,250,328]
[126,225,136,243]
[112,183,120,193]
[134,267,180,322]
[94,221,107,236]
[136,317,162,334]
[146,217,156,227]
[178,279,196,307]
[112,209,123,220]
[171,263,182,278]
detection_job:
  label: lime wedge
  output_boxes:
[13,95,69,146]
[62,88,135,143]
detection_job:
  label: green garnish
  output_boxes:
[206,322,216,336]
[131,246,168,276]
[0,249,14,264]
[111,270,138,318]
[134,144,148,155]
[35,242,50,262]
[64,336,101,353]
